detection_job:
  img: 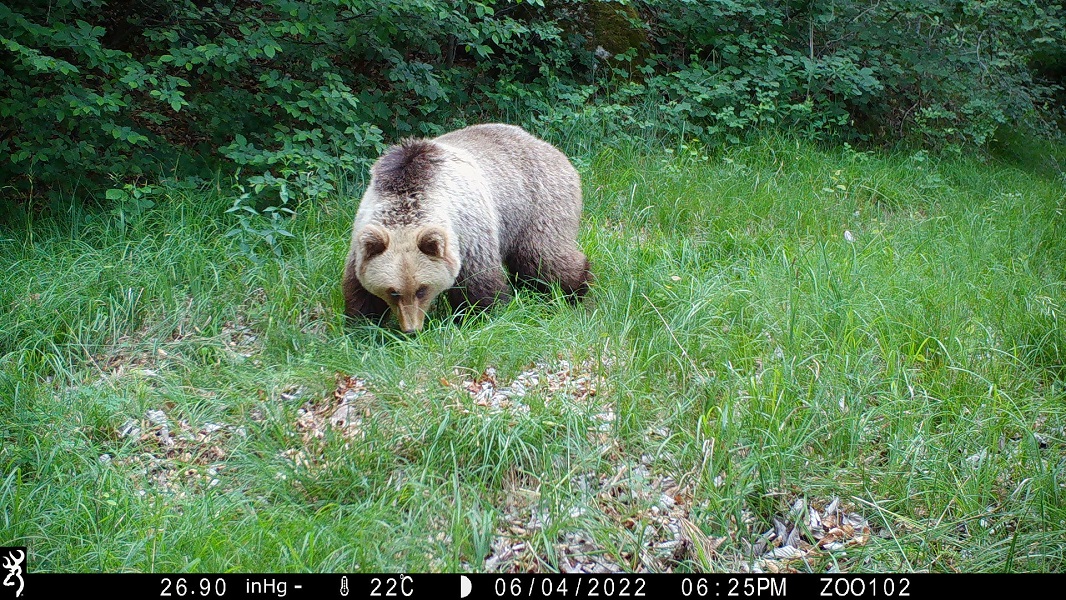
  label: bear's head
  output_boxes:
[356,224,461,332]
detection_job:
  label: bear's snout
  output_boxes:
[396,302,425,333]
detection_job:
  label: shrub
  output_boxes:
[0,0,1062,206]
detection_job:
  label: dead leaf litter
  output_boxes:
[113,407,245,495]
[276,354,880,573]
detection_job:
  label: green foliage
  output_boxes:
[0,0,565,202]
[0,0,1063,204]
[106,182,158,228]
[638,0,1064,147]
[223,182,296,264]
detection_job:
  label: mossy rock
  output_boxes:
[529,1,650,74]
[585,1,650,66]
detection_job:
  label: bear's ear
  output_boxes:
[359,225,389,259]
[417,227,447,259]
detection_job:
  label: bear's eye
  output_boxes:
[415,285,428,299]
[388,289,401,299]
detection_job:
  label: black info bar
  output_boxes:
[16,573,1060,600]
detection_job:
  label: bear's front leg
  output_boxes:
[447,262,512,314]
[342,259,388,322]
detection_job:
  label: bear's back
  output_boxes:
[432,124,582,241]
[433,124,578,197]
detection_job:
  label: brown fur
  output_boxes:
[371,140,443,196]
[343,124,591,332]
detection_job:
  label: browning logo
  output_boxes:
[1,548,24,598]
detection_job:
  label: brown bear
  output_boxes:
[342,123,591,332]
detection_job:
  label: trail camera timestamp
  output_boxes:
[492,576,647,597]
[681,577,787,597]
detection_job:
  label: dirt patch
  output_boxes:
[447,357,604,410]
[274,352,882,573]
[90,292,266,382]
[739,497,876,573]
[110,408,245,496]
[280,375,378,472]
[443,355,879,573]
[445,355,615,446]
[443,353,692,573]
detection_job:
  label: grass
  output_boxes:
[1,134,1064,573]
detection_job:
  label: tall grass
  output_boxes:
[1,134,1064,572]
